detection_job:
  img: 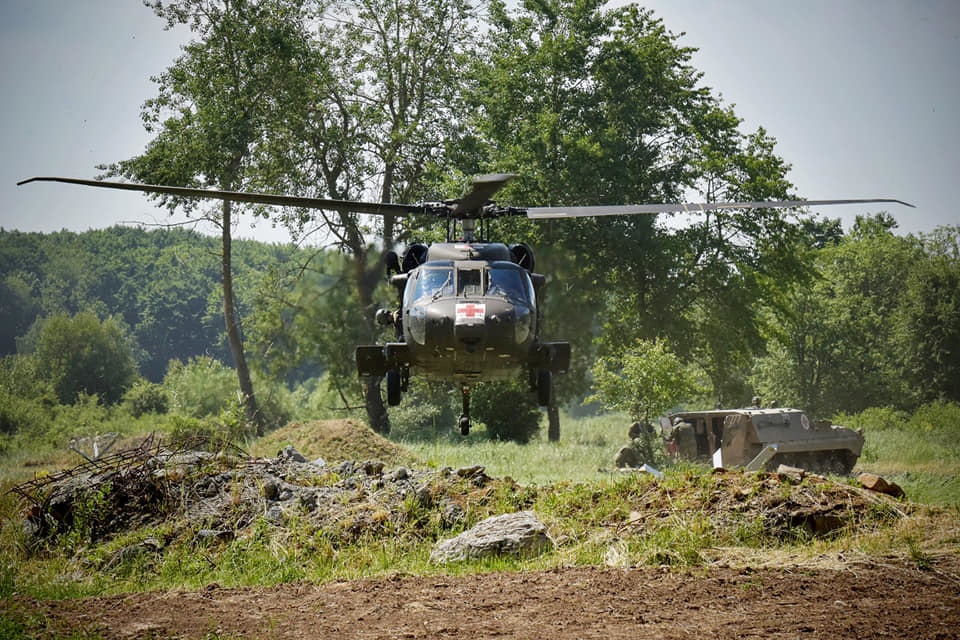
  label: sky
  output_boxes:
[1,0,957,243]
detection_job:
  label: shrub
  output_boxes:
[388,381,458,440]
[472,379,541,443]
[122,380,169,417]
[162,357,238,418]
[27,312,138,405]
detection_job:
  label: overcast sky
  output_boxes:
[1,0,957,243]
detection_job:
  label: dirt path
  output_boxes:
[12,556,960,639]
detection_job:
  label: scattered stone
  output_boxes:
[430,511,553,564]
[278,446,307,463]
[196,529,233,542]
[777,464,807,483]
[387,467,409,482]
[261,481,280,500]
[857,473,905,499]
[362,460,385,476]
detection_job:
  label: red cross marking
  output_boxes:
[459,303,484,318]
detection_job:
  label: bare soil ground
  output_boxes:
[12,556,960,639]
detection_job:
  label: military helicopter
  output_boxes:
[18,173,913,435]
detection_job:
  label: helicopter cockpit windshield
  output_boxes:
[410,264,454,303]
[486,262,534,303]
[407,261,535,305]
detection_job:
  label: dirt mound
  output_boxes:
[250,419,417,466]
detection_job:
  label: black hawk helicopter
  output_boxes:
[18,174,913,435]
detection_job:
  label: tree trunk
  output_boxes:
[221,199,265,436]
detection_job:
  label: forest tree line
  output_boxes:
[1,216,957,433]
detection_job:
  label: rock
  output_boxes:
[261,480,280,500]
[278,446,307,463]
[387,467,409,482]
[777,464,807,482]
[362,460,385,476]
[430,511,552,564]
[857,473,905,498]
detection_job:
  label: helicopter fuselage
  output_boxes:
[356,242,570,388]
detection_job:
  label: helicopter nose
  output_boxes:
[454,320,486,352]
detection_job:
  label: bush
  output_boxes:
[162,357,238,418]
[472,379,541,443]
[388,381,458,440]
[27,312,138,405]
[122,380,169,417]
[833,406,907,433]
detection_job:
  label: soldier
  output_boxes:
[614,444,640,468]
[751,396,762,409]
[671,417,697,460]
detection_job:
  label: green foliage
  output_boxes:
[0,356,55,443]
[472,379,542,443]
[122,380,169,417]
[26,312,138,405]
[755,221,958,415]
[162,357,238,419]
[386,381,458,440]
[160,357,291,434]
[587,339,702,422]
[838,401,960,505]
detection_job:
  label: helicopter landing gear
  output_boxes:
[459,385,472,435]
[385,367,409,407]
[536,369,553,407]
[386,369,401,406]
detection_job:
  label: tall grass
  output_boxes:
[400,411,632,484]
[837,401,960,505]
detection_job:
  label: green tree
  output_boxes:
[586,339,701,423]
[469,0,803,408]
[26,312,138,405]
[135,242,225,381]
[106,0,317,435]
[267,0,478,432]
[753,214,925,416]
[896,226,960,405]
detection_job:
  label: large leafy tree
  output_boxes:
[753,214,925,416]
[468,0,802,406]
[264,0,478,433]
[106,0,317,435]
[895,226,960,406]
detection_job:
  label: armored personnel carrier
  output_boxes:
[659,408,863,474]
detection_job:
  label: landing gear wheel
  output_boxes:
[386,369,401,406]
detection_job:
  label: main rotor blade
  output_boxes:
[525,198,915,219]
[17,176,418,217]
[451,173,516,216]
